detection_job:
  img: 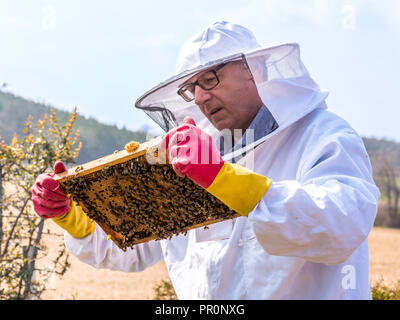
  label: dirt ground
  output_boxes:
[39,219,169,300]
[37,222,400,300]
[368,226,400,287]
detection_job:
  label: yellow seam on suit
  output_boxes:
[206,162,272,217]
[52,201,96,238]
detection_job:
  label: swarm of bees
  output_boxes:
[58,140,239,251]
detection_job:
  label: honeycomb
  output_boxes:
[124,141,140,153]
[55,136,239,251]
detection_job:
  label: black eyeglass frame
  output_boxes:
[177,63,229,102]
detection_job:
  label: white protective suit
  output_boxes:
[64,21,380,299]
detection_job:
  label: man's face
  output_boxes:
[189,61,263,132]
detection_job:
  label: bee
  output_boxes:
[61,151,239,250]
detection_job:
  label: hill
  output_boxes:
[1,90,400,165]
[0,90,149,164]
[363,137,400,166]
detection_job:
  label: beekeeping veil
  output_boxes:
[135,21,329,162]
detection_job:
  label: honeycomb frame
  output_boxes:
[54,136,240,251]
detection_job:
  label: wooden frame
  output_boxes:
[54,136,239,251]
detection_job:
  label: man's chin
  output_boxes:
[211,118,236,133]
[212,120,226,131]
[215,123,233,133]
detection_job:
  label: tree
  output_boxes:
[0,107,81,299]
[371,151,400,227]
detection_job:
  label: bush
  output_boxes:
[153,279,177,300]
[0,108,81,299]
[371,279,400,300]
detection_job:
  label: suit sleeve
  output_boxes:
[64,224,163,272]
[248,131,380,265]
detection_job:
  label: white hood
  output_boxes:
[135,21,329,161]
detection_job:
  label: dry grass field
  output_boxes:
[36,221,400,300]
[39,219,169,300]
[368,226,400,287]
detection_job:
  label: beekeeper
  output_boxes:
[32,21,380,299]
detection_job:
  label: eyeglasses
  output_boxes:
[177,63,228,102]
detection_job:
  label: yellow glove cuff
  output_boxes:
[52,201,96,238]
[206,162,272,217]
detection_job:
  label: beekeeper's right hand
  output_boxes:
[32,161,71,219]
[32,161,96,238]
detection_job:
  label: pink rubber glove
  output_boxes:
[160,117,224,189]
[32,161,71,219]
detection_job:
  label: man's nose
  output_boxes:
[194,85,212,105]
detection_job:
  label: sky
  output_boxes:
[0,0,399,141]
